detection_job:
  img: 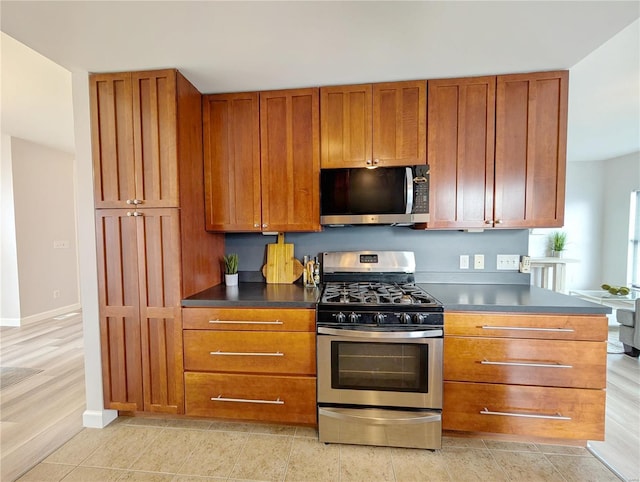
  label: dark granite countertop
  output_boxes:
[419,283,612,315]
[182,282,611,315]
[182,282,321,308]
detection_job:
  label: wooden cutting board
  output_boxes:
[262,233,304,284]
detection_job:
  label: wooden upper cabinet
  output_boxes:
[373,81,427,167]
[90,69,179,208]
[494,71,568,228]
[260,88,321,232]
[320,80,426,168]
[320,84,372,168]
[203,93,262,231]
[427,76,496,228]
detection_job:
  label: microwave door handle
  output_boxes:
[405,167,414,214]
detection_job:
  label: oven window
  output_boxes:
[331,341,428,392]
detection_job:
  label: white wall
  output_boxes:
[533,152,640,292]
[71,71,117,428]
[1,135,22,325]
[602,151,640,285]
[10,137,80,319]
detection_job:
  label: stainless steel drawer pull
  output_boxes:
[480,408,571,420]
[481,359,573,369]
[208,320,283,325]
[481,325,575,333]
[211,395,284,405]
[210,350,284,357]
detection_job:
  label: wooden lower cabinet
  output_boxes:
[444,311,607,441]
[182,307,317,425]
[443,381,605,440]
[185,372,316,424]
[183,330,315,374]
[182,307,315,332]
[444,337,606,389]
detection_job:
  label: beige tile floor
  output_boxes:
[17,416,621,482]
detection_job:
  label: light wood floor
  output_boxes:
[1,313,638,481]
[0,312,86,482]
[588,327,640,482]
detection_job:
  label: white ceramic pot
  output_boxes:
[225,273,239,286]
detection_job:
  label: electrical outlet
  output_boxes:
[459,255,469,269]
[53,290,60,299]
[497,254,520,270]
[53,240,69,249]
[474,254,484,270]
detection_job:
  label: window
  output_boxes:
[629,190,640,288]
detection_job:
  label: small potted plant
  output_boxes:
[223,253,239,286]
[550,231,567,257]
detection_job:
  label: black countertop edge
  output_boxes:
[181,282,321,308]
[419,283,612,315]
[181,282,611,315]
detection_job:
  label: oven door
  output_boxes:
[317,326,442,409]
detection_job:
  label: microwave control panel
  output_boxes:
[413,165,429,214]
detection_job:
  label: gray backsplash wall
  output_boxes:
[225,226,531,284]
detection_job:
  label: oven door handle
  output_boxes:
[317,326,442,339]
[319,407,441,425]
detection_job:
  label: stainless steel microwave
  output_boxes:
[320,165,430,226]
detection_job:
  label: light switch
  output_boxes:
[459,255,469,269]
[474,254,484,270]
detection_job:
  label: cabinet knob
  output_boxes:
[366,159,372,166]
[262,224,267,228]
[495,219,503,224]
[127,211,134,217]
[254,223,260,228]
[484,220,493,225]
[373,159,379,165]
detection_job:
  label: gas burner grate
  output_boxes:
[321,282,439,306]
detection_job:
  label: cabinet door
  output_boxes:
[90,73,136,208]
[91,70,179,208]
[95,209,184,413]
[260,88,321,232]
[373,80,427,167]
[495,71,568,228]
[203,93,262,231]
[320,84,372,168]
[135,208,184,413]
[427,77,495,228]
[95,210,143,411]
[131,70,179,208]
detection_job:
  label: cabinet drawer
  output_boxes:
[185,372,317,424]
[445,312,607,341]
[183,308,315,332]
[184,331,315,375]
[444,337,606,389]
[443,381,605,440]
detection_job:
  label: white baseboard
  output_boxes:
[0,317,21,327]
[83,409,118,428]
[16,303,82,326]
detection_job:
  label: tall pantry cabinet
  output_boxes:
[90,69,224,413]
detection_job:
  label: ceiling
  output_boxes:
[1,1,639,162]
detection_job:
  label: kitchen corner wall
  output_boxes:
[9,137,80,320]
[226,227,530,284]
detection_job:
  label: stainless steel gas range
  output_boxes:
[316,251,443,450]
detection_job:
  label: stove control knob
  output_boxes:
[413,313,425,324]
[399,313,412,324]
[348,313,360,323]
[334,312,346,323]
[373,313,386,324]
